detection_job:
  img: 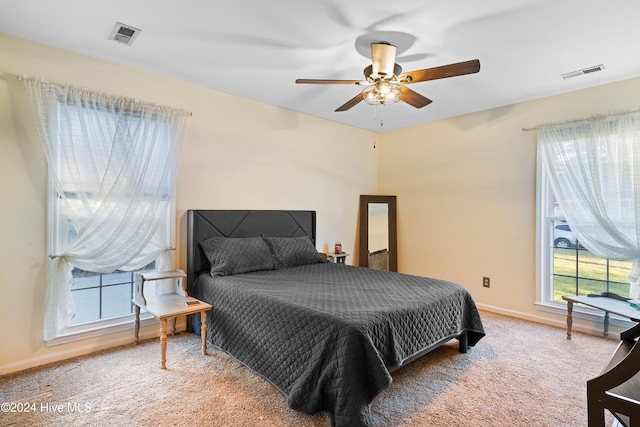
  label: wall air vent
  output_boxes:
[108,22,141,46]
[561,64,605,80]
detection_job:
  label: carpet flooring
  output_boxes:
[0,311,617,426]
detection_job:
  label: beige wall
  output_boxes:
[377,76,640,329]
[3,30,640,375]
[0,33,376,374]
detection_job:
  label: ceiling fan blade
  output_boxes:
[399,59,480,84]
[371,43,397,78]
[400,86,433,108]
[335,93,364,112]
[296,79,362,85]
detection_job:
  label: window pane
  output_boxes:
[553,275,576,301]
[101,283,134,319]
[102,271,134,286]
[554,247,577,277]
[550,218,633,301]
[609,260,633,296]
[72,270,100,290]
[578,251,607,282]
[69,288,100,324]
[69,262,155,323]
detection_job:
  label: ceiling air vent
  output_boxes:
[561,64,605,80]
[108,22,141,46]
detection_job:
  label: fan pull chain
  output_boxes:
[371,105,383,148]
[373,104,385,128]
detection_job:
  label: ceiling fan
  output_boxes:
[296,42,480,112]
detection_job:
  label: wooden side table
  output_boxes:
[132,269,212,369]
[327,252,349,264]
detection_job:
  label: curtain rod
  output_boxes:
[522,107,640,133]
[17,75,192,117]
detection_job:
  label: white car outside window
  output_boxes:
[553,224,577,248]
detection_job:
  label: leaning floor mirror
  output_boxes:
[358,195,397,272]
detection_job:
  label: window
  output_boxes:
[46,99,175,339]
[49,104,169,325]
[69,266,155,324]
[537,154,633,309]
[23,78,188,343]
[550,218,632,301]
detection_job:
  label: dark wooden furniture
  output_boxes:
[587,322,640,426]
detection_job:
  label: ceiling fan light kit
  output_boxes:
[363,81,402,105]
[296,42,481,114]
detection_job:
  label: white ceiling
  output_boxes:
[2,0,639,132]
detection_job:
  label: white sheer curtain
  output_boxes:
[539,110,640,298]
[23,77,189,340]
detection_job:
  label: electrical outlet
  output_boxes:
[483,277,490,288]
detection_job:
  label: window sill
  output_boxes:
[45,312,157,347]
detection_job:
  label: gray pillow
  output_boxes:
[199,236,274,277]
[262,235,324,269]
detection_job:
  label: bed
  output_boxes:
[186,209,485,427]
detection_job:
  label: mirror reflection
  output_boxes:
[368,203,389,271]
[358,195,397,272]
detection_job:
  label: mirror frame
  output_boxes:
[358,195,397,272]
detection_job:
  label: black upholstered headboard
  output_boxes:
[186,210,317,292]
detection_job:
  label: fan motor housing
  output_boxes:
[364,64,402,81]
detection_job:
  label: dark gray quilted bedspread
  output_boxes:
[192,262,484,426]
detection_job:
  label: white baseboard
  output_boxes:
[476,303,623,340]
[477,303,576,329]
[0,318,187,376]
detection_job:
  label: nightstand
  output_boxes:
[327,252,349,264]
[132,269,211,369]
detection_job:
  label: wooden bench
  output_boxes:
[562,294,640,339]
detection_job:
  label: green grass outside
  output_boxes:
[552,248,633,301]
